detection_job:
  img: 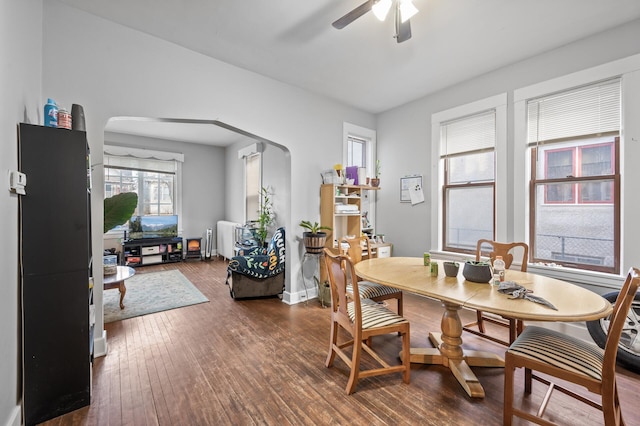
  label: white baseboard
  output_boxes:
[93,329,108,358]
[283,287,318,305]
[4,405,20,426]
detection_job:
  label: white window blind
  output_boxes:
[104,146,182,173]
[440,110,496,156]
[527,78,621,144]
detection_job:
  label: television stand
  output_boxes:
[122,237,183,267]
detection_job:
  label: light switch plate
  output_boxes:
[9,170,26,195]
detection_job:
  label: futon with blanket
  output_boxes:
[226,227,285,299]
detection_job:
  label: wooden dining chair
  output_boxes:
[504,267,640,425]
[462,239,529,345]
[341,236,404,316]
[323,248,410,394]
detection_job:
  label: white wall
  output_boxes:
[0,0,42,424]
[40,0,376,351]
[376,18,640,289]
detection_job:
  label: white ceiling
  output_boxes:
[58,0,640,144]
[105,117,250,146]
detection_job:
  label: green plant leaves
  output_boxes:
[104,192,138,233]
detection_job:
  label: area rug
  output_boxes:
[104,269,209,323]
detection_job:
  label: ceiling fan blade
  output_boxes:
[332,0,374,29]
[396,19,412,43]
[395,6,412,43]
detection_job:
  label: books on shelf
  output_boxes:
[335,203,359,214]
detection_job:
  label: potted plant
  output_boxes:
[371,159,381,187]
[104,192,138,234]
[256,186,275,247]
[443,261,460,277]
[462,260,492,283]
[103,192,138,275]
[299,220,331,254]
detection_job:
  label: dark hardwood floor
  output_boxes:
[42,259,640,425]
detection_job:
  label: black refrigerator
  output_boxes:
[18,123,92,425]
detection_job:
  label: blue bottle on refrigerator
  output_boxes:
[44,98,58,128]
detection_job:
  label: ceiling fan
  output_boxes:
[332,0,419,43]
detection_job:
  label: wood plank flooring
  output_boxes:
[42,259,640,425]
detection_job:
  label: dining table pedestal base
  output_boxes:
[405,301,504,398]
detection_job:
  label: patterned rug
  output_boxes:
[104,269,209,323]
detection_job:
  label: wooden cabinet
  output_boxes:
[370,242,393,258]
[320,184,378,249]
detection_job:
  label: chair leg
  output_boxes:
[508,318,517,344]
[524,367,532,394]
[346,339,363,394]
[503,353,515,426]
[476,310,486,333]
[397,293,404,336]
[401,329,410,384]
[325,321,338,368]
[602,383,624,426]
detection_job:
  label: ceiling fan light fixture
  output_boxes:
[372,0,393,21]
[399,0,418,23]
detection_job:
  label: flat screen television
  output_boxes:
[128,215,178,239]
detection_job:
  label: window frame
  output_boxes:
[343,122,377,229]
[523,75,622,274]
[442,148,496,254]
[244,152,262,223]
[430,93,507,254]
[103,146,183,237]
[347,136,367,169]
[529,136,620,273]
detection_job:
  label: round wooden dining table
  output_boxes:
[354,257,612,398]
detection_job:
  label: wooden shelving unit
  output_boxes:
[320,184,379,250]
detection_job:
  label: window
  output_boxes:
[441,110,496,253]
[245,153,261,222]
[347,136,367,168]
[104,146,182,234]
[528,78,621,273]
[238,142,263,223]
[343,123,377,234]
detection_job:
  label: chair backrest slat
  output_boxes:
[476,239,529,272]
[324,249,362,331]
[341,236,369,263]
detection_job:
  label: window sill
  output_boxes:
[526,263,623,293]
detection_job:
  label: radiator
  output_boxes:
[217,220,242,260]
